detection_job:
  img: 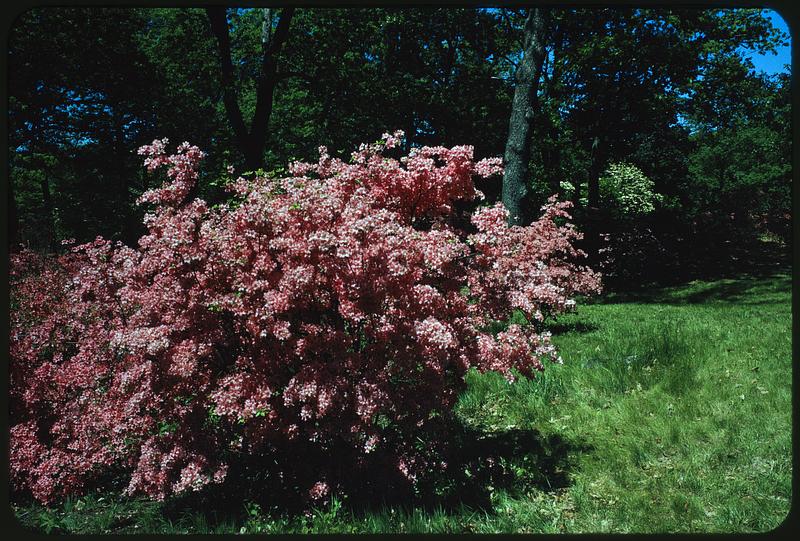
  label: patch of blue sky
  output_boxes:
[741,9,791,76]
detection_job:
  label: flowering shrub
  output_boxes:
[599,162,662,218]
[591,162,666,286]
[10,132,600,505]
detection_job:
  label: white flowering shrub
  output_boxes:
[599,162,662,217]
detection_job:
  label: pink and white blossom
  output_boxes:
[10,134,600,505]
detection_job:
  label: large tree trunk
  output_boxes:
[584,132,605,259]
[8,175,19,251]
[207,7,294,171]
[32,115,57,251]
[39,168,56,252]
[502,8,548,226]
[113,108,138,245]
[587,134,602,209]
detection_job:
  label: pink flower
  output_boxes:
[308,481,330,501]
[10,133,600,505]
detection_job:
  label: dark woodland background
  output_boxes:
[7,6,792,287]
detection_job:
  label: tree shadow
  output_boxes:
[345,424,591,515]
[676,274,790,305]
[599,235,790,295]
[159,422,590,526]
[450,426,589,501]
[545,319,600,336]
[599,271,790,306]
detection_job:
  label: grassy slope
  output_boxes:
[457,270,792,533]
[12,271,792,534]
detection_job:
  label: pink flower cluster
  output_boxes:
[10,134,600,504]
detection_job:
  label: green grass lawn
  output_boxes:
[12,269,792,534]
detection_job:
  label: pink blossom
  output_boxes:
[10,134,600,505]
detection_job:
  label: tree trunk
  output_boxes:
[40,168,56,252]
[585,133,604,259]
[8,175,19,251]
[32,114,57,251]
[113,109,136,244]
[572,178,581,208]
[406,115,415,152]
[502,8,548,226]
[207,7,294,171]
[587,134,602,209]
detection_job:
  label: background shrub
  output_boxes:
[599,162,663,219]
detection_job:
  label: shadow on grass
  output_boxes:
[597,270,791,306]
[599,238,791,298]
[546,319,600,336]
[402,425,590,512]
[153,423,590,528]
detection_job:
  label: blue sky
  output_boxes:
[746,9,791,75]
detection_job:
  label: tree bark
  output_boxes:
[584,131,605,259]
[39,167,56,252]
[32,115,57,252]
[8,175,19,251]
[587,134,602,209]
[502,8,548,226]
[207,7,295,171]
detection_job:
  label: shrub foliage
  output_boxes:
[10,133,600,505]
[599,162,662,218]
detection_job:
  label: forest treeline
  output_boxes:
[7,7,791,284]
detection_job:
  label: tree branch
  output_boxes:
[267,7,294,58]
[250,8,295,158]
[206,7,249,152]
